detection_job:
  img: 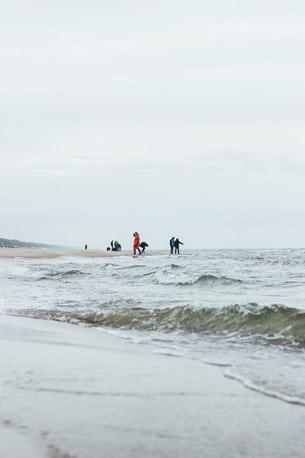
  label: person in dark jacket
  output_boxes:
[174,238,184,254]
[140,242,149,253]
[169,237,175,254]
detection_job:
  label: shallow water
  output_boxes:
[1,248,305,405]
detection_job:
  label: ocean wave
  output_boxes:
[84,303,305,345]
[20,303,304,345]
[38,269,87,280]
[11,303,305,347]
[193,274,243,285]
[157,273,243,286]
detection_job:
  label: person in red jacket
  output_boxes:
[133,232,141,255]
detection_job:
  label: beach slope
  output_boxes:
[1,315,305,457]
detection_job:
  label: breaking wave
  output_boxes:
[38,269,87,280]
[17,303,305,347]
[157,274,243,286]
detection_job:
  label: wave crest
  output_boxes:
[14,303,305,347]
[39,269,87,280]
[82,303,305,345]
[157,274,243,286]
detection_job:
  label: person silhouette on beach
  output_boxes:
[169,237,175,254]
[110,240,121,251]
[115,241,121,251]
[133,232,141,255]
[140,242,149,253]
[174,238,184,254]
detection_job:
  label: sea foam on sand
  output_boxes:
[1,315,305,458]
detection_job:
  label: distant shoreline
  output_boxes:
[0,248,132,258]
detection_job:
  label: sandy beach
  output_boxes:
[0,248,131,258]
[1,314,305,458]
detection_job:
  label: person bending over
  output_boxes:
[140,242,149,253]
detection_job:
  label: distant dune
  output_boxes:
[0,237,63,249]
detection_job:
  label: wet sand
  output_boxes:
[0,248,131,258]
[1,315,305,457]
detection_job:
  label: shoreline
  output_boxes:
[0,248,133,258]
[1,314,305,457]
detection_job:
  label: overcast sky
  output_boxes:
[1,0,305,249]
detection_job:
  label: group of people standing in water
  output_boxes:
[86,234,184,255]
[133,232,184,255]
[169,237,184,254]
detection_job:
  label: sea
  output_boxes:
[1,248,305,405]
